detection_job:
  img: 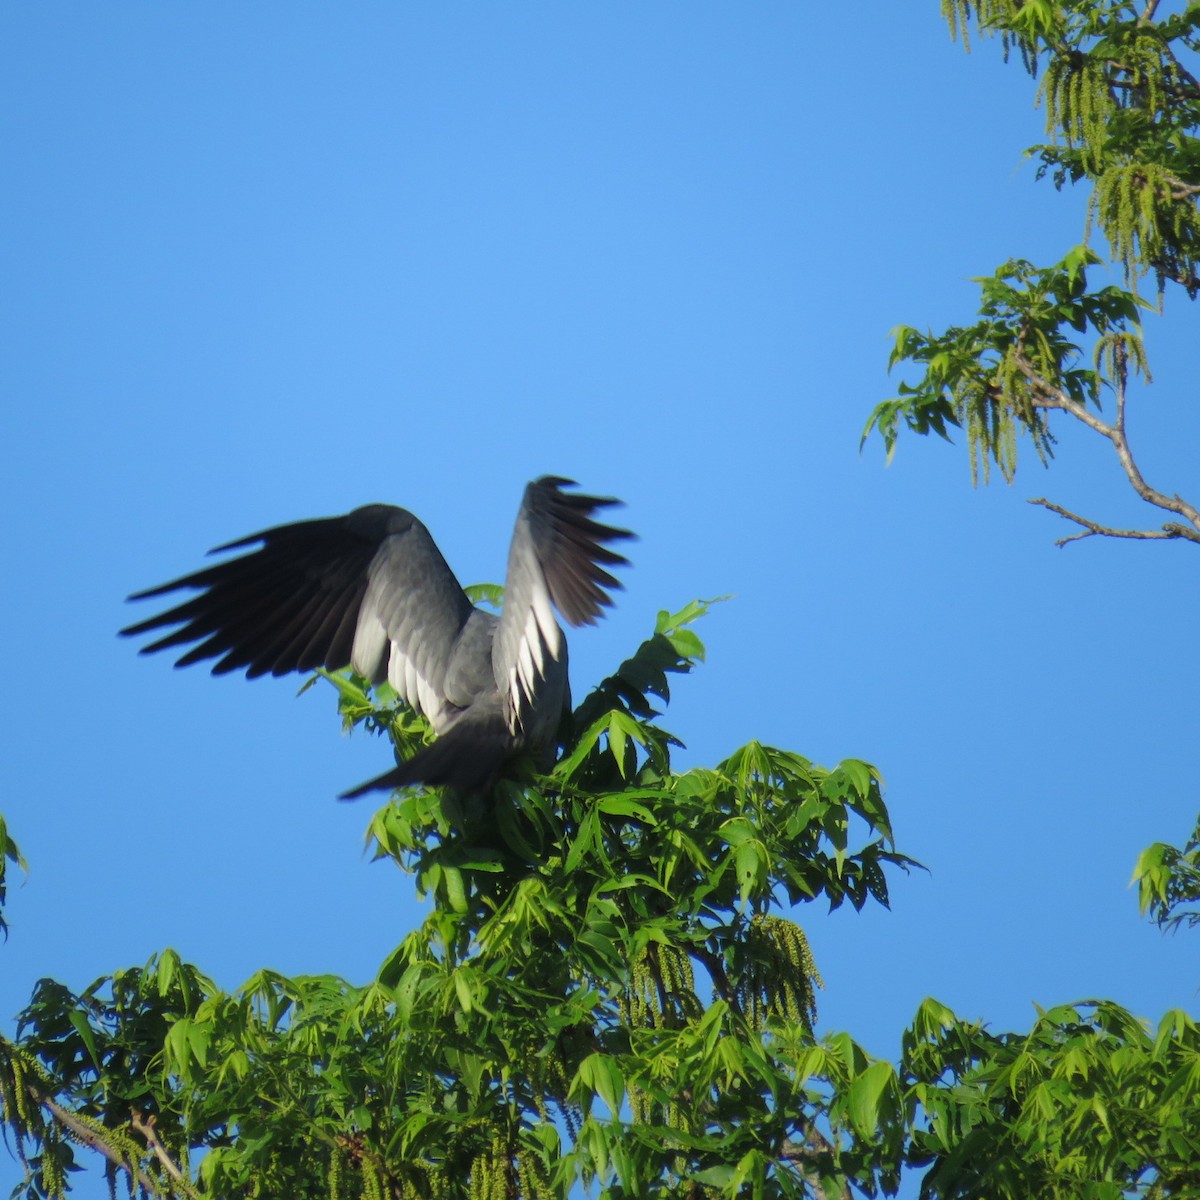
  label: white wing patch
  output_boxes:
[351,610,389,681]
[387,643,450,732]
[506,576,564,735]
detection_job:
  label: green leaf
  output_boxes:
[734,840,766,907]
[574,1053,625,1118]
[441,864,469,913]
[315,668,370,708]
[596,794,658,822]
[847,1060,895,1137]
[67,1011,102,1071]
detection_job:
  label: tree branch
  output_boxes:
[1153,259,1200,295]
[1,1038,188,1200]
[1010,350,1200,545]
[131,1111,199,1197]
[691,944,743,1018]
[1028,498,1200,546]
[780,1122,853,1200]
[37,1093,161,1196]
[1011,351,1114,437]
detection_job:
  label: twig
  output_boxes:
[131,1111,199,1196]
[1010,350,1200,545]
[4,1044,189,1200]
[1028,498,1200,546]
[1011,351,1114,437]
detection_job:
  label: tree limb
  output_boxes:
[131,1111,200,1197]
[1011,351,1114,436]
[691,944,743,1018]
[1010,350,1200,545]
[37,1093,161,1196]
[780,1122,853,1200]
[1028,498,1200,546]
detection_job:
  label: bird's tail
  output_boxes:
[340,709,514,800]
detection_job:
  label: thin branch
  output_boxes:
[690,945,742,1018]
[1114,337,1129,437]
[1154,260,1200,294]
[1011,350,1200,542]
[2,1042,187,1200]
[1106,422,1200,531]
[131,1111,199,1197]
[780,1122,853,1200]
[1011,351,1114,437]
[1104,40,1200,99]
[1106,74,1200,101]
[1028,498,1200,545]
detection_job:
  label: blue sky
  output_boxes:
[3,4,1198,1195]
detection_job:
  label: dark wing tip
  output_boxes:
[121,511,391,678]
[533,474,578,490]
[524,476,635,627]
[528,476,636,531]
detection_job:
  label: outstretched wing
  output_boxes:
[495,476,634,735]
[121,503,475,727]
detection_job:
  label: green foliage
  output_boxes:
[4,598,1198,1198]
[866,0,1200,483]
[1133,816,1200,933]
[902,997,1200,1198]
[940,1,1200,286]
[865,247,1148,483]
[1,603,916,1199]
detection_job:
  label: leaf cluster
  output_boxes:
[901,996,1200,1198]
[942,0,1200,293]
[865,247,1146,482]
[4,594,1199,1199]
[866,1,1200,484]
[1133,815,1200,933]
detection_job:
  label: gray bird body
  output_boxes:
[122,477,632,796]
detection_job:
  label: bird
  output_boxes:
[121,477,633,798]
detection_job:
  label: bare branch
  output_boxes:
[1107,424,1200,533]
[1029,498,1200,546]
[1010,350,1200,544]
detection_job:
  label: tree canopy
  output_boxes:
[2,603,924,1199]
[3,598,1199,1198]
